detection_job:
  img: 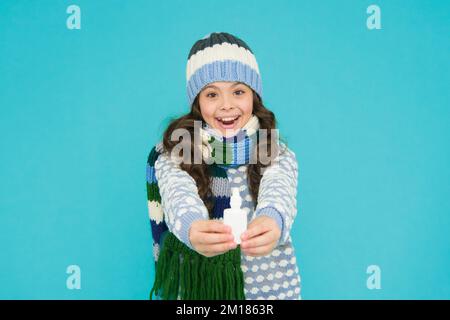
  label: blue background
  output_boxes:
[0,0,449,299]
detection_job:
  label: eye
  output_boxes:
[206,92,217,98]
[234,89,245,95]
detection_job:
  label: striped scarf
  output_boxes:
[146,116,259,300]
[200,115,260,166]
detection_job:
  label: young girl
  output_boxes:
[146,32,301,300]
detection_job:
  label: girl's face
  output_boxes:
[198,81,253,137]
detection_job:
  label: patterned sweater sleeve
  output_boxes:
[154,150,209,251]
[254,143,299,246]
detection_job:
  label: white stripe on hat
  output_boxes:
[186,42,260,82]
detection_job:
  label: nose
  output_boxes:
[220,105,234,111]
[219,95,235,111]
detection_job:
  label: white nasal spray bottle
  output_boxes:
[223,188,247,244]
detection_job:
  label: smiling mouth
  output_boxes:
[215,115,241,126]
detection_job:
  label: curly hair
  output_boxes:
[161,91,285,218]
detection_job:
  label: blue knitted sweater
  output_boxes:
[146,139,301,300]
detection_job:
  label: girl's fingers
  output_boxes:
[242,244,273,256]
[241,230,277,249]
[241,224,271,241]
[198,220,231,234]
[198,241,237,255]
[198,232,234,245]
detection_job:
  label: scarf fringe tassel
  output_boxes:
[149,232,245,300]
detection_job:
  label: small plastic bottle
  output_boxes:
[223,188,248,244]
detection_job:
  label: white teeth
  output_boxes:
[217,116,239,122]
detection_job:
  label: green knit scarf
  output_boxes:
[149,232,245,300]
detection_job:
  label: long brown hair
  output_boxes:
[162,91,285,218]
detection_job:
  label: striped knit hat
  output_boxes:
[186,32,263,106]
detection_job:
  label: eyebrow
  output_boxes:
[203,82,243,91]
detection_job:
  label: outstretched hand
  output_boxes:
[189,220,237,258]
[240,216,281,257]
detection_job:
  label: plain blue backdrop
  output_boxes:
[0,0,449,299]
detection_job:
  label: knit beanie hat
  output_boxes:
[186,32,263,107]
